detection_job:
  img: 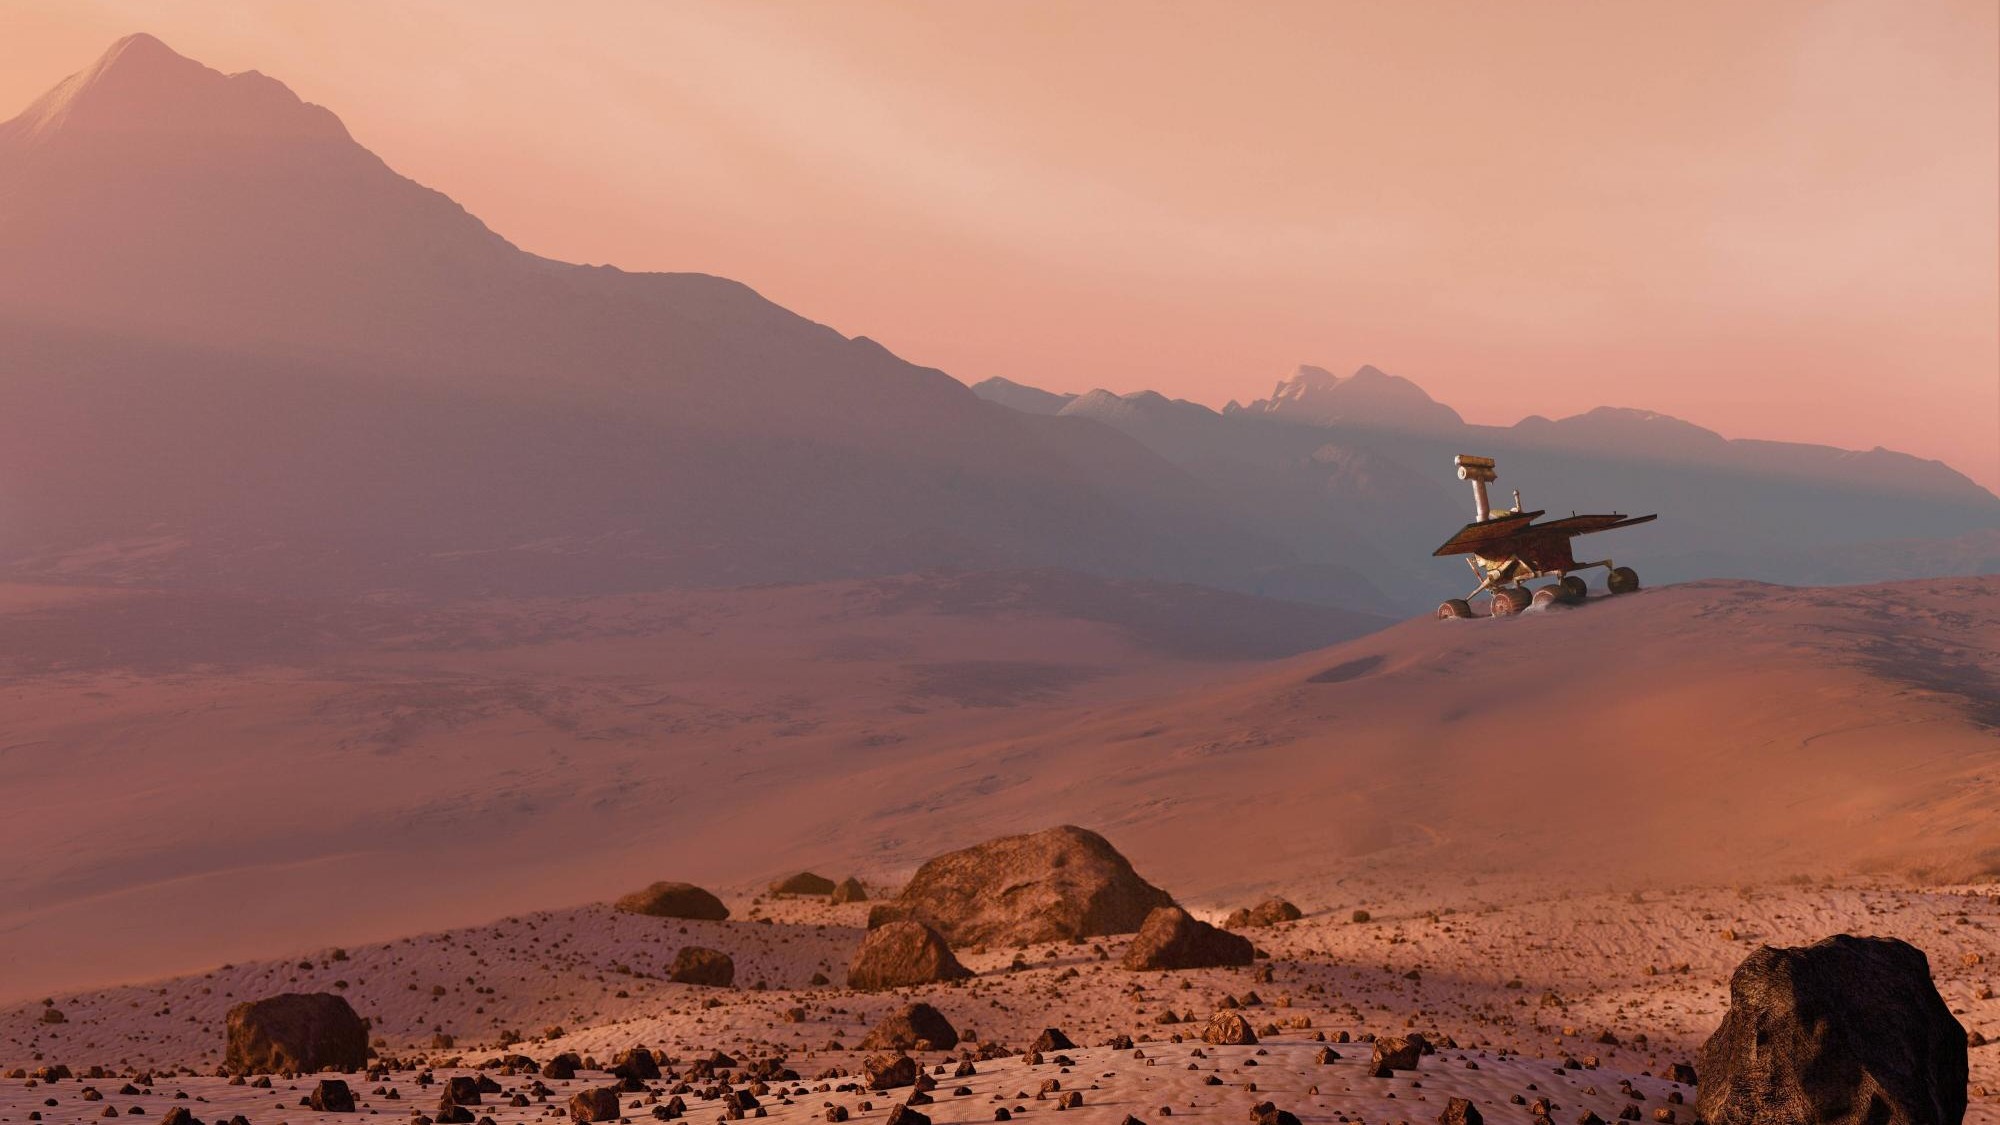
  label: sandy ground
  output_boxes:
[4,877,1996,1120]
[3,575,1997,1001]
[0,1040,1703,1125]
[0,571,1375,1000]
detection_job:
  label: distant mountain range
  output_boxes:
[1,35,1992,615]
[973,365,2000,608]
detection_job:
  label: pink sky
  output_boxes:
[7,1,1997,490]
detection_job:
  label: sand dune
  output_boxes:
[913,574,2000,897]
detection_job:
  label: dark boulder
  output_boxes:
[542,1054,580,1080]
[831,877,869,905]
[860,1003,960,1051]
[1248,1102,1298,1125]
[225,993,369,1074]
[568,1088,621,1124]
[668,946,735,987]
[309,1080,355,1113]
[847,921,972,990]
[614,882,729,920]
[1121,907,1254,971]
[1368,1034,1427,1076]
[770,873,837,896]
[612,1048,661,1081]
[1222,899,1302,930]
[865,1054,919,1090]
[1437,1097,1482,1125]
[443,1077,481,1106]
[881,826,1173,945]
[1696,934,1966,1125]
[1030,1028,1075,1053]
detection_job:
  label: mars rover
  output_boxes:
[1433,454,1656,618]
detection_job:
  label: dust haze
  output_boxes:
[1,24,1995,1125]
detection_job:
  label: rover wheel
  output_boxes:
[1435,598,1473,620]
[1559,575,1589,602]
[1490,587,1531,616]
[1607,566,1640,594]
[1531,585,1565,609]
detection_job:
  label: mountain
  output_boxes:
[1229,363,1466,431]
[0,35,1346,603]
[1511,406,1733,459]
[4,34,1992,614]
[970,375,1077,415]
[1058,388,1224,450]
[976,364,2000,608]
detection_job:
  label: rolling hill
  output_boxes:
[3,573,1993,999]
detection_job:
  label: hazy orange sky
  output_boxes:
[6,1,1998,489]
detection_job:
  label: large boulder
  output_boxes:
[1437,1097,1483,1125]
[1030,1028,1075,1053]
[864,1054,919,1090]
[614,881,729,920]
[568,1088,621,1124]
[668,946,736,986]
[848,921,973,990]
[877,825,1173,945]
[1201,1011,1256,1045]
[1250,1102,1299,1125]
[1696,934,1967,1125]
[860,1003,959,1051]
[770,872,837,896]
[831,877,869,904]
[1369,1033,1428,1076]
[224,993,369,1074]
[1222,899,1302,929]
[541,1053,581,1080]
[1121,906,1255,970]
[443,1076,482,1105]
[611,1047,661,1081]
[309,1080,356,1112]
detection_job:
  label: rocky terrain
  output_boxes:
[3,859,1992,1122]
